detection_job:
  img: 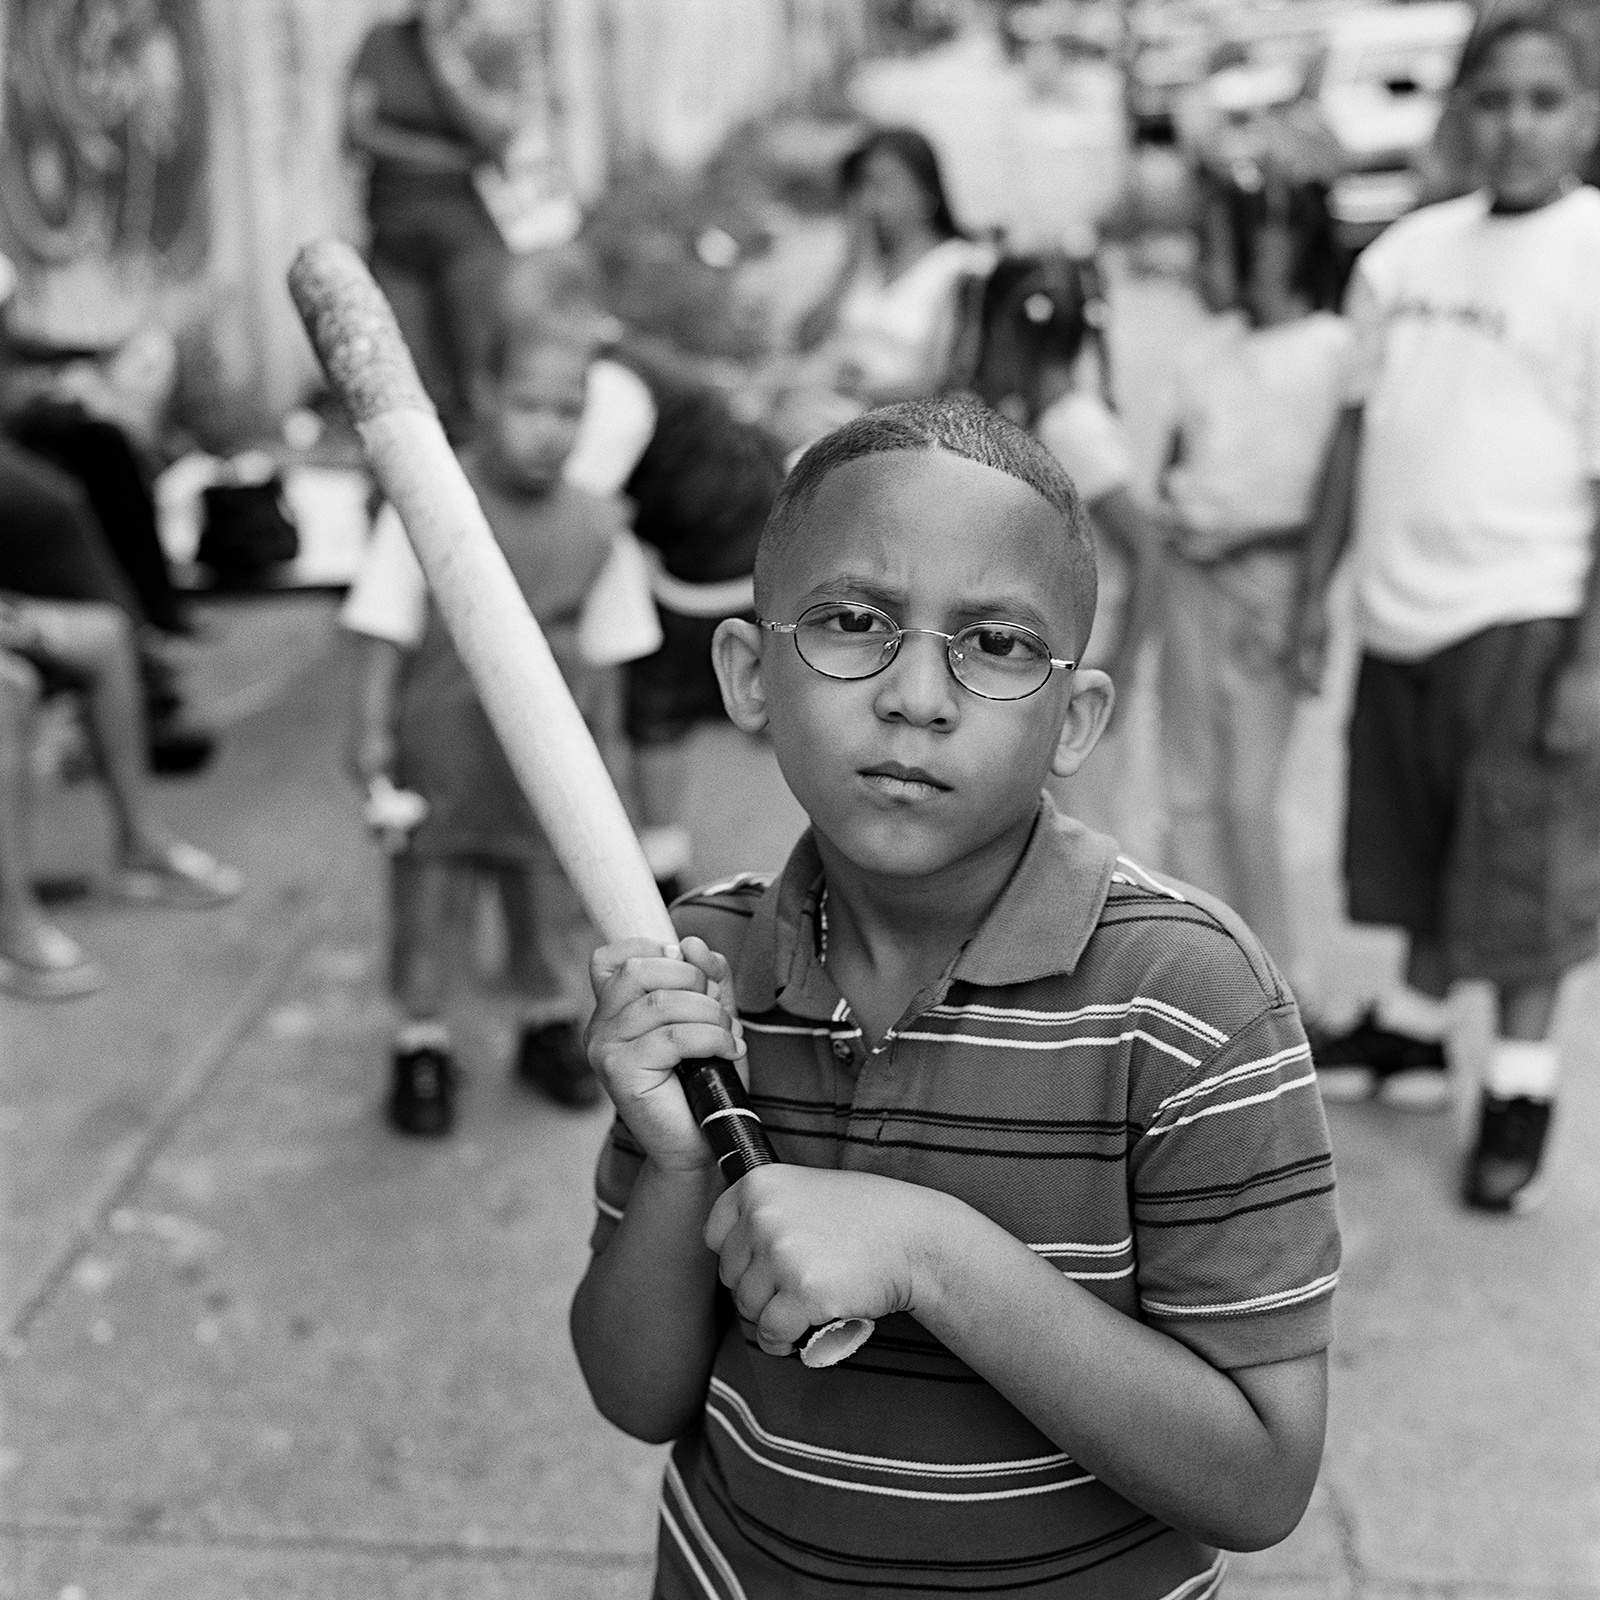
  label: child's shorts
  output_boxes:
[1345,617,1600,986]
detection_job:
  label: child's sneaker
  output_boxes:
[387,1043,456,1137]
[1308,1007,1450,1109]
[1462,1093,1553,1214]
[515,1020,601,1108]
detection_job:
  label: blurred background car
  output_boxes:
[1309,2,1475,249]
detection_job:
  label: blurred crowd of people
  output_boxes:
[7,0,1599,1217]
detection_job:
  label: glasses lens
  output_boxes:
[794,603,900,680]
[950,622,1054,699]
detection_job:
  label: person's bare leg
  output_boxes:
[1404,939,1451,1000]
[0,649,103,992]
[27,599,238,901]
[1220,666,1300,984]
[1498,979,1559,1043]
[636,738,694,889]
[0,651,47,950]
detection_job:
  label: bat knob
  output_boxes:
[799,1317,876,1368]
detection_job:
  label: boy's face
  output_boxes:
[486,342,588,494]
[748,451,1091,883]
[1464,33,1599,212]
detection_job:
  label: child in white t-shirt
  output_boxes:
[1160,201,1351,996]
[1293,10,1600,1212]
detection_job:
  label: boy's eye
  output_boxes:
[813,604,895,636]
[962,623,1049,663]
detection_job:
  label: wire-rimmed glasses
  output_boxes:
[759,601,1076,702]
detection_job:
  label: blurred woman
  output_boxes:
[776,128,991,446]
[345,0,520,439]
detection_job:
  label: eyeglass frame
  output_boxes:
[757,602,1077,702]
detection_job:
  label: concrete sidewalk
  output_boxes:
[4,592,1597,1600]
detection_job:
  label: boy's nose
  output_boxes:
[874,631,958,727]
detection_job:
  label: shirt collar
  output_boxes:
[734,793,1119,1018]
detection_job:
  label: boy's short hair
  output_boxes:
[756,394,1098,647]
[1455,2,1595,89]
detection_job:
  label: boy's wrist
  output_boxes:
[904,1189,996,1327]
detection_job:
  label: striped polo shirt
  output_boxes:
[590,798,1340,1599]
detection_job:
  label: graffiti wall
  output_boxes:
[0,0,209,346]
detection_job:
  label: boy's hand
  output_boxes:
[586,935,745,1172]
[705,1166,952,1357]
[1545,657,1600,758]
[1288,594,1330,698]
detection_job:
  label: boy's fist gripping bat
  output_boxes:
[288,240,871,1369]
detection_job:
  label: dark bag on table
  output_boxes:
[197,476,299,584]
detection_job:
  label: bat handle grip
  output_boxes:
[675,1058,875,1370]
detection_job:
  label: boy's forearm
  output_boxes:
[570,1159,725,1444]
[913,1196,1323,1550]
[350,634,405,740]
[1299,406,1364,603]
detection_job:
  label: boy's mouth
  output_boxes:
[858,763,950,801]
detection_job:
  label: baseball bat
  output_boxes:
[288,239,871,1370]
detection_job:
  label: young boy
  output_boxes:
[1293,6,1600,1211]
[342,315,650,1136]
[572,396,1339,1596]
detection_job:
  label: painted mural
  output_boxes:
[0,0,208,342]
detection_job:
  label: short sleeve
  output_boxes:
[1130,1003,1340,1370]
[338,503,428,648]
[565,359,658,498]
[590,1115,649,1253]
[579,529,664,666]
[1035,392,1134,505]
[1339,258,1387,408]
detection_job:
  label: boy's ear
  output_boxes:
[1049,668,1114,779]
[712,618,769,734]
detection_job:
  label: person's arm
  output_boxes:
[344,75,477,174]
[570,935,746,1441]
[1086,486,1165,701]
[794,207,869,353]
[419,5,520,161]
[1544,481,1600,757]
[345,632,406,788]
[705,1164,1324,1550]
[1287,403,1363,695]
[704,1000,1334,1551]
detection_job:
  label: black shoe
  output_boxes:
[387,1044,456,1136]
[148,722,216,776]
[1463,1093,1553,1214]
[1309,1007,1449,1107]
[514,1020,602,1108]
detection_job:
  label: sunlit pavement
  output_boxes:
[3,272,1597,1598]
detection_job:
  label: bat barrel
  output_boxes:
[288,239,872,1369]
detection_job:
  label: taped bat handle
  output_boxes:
[676,1059,875,1369]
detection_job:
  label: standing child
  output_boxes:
[342,315,652,1136]
[1160,177,1351,997]
[1293,6,1600,1211]
[1008,253,1166,837]
[573,397,1339,1597]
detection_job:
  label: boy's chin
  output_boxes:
[816,808,1026,883]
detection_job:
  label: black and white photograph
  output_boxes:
[3,0,1597,1595]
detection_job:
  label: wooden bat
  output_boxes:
[288,239,871,1369]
